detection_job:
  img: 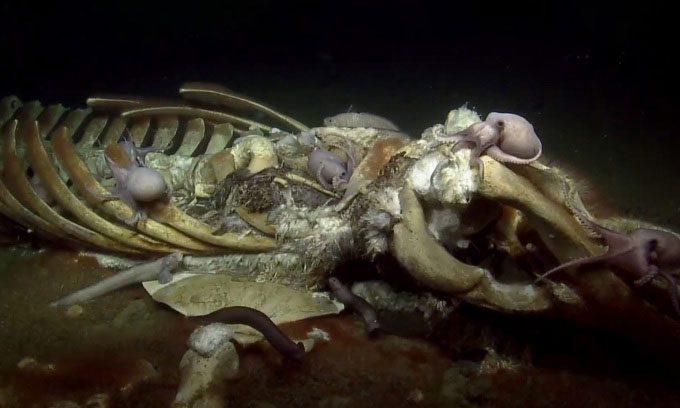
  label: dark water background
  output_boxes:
[1,1,676,227]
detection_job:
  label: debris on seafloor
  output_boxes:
[175,324,240,408]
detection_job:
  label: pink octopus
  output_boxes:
[307,143,358,190]
[102,139,171,224]
[438,112,542,176]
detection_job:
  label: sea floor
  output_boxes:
[0,246,679,407]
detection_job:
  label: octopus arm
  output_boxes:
[485,145,541,164]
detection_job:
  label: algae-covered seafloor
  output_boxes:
[1,247,679,407]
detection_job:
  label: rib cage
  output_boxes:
[0,83,308,256]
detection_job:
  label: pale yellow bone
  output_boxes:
[51,128,221,253]
[76,116,108,149]
[230,135,279,174]
[151,115,179,149]
[36,104,68,138]
[3,120,140,253]
[86,96,149,110]
[205,150,236,183]
[59,109,92,139]
[100,117,129,147]
[179,82,309,132]
[26,122,180,254]
[0,96,22,126]
[129,117,150,147]
[235,207,277,237]
[175,118,206,156]
[121,106,270,132]
[478,157,599,262]
[148,203,278,252]
[391,186,553,312]
[205,123,235,154]
[15,101,44,122]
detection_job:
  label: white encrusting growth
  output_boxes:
[188,323,235,357]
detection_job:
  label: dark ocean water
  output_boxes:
[1,1,675,228]
[238,62,678,229]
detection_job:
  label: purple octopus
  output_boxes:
[103,139,171,224]
[307,143,358,190]
[536,211,680,315]
[438,112,542,176]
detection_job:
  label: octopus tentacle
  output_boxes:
[486,145,541,164]
[634,265,660,286]
[535,244,636,283]
[449,136,477,156]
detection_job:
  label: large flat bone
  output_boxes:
[478,157,599,261]
[391,186,552,312]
